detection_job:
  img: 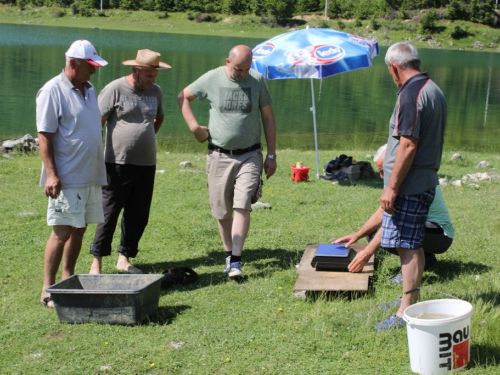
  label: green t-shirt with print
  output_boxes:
[189,66,273,150]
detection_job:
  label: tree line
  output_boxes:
[5,0,499,27]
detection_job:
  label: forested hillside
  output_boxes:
[4,0,499,27]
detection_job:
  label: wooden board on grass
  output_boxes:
[293,243,374,292]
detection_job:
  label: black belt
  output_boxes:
[208,143,261,156]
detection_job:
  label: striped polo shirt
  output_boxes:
[383,72,447,196]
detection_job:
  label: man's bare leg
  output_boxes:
[61,227,86,280]
[216,209,250,256]
[231,209,250,256]
[217,209,250,278]
[397,247,425,318]
[40,225,74,307]
[217,217,233,253]
[89,256,103,274]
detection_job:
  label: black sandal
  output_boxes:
[41,296,54,308]
[161,267,198,289]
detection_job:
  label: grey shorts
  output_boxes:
[47,185,104,227]
[206,149,263,220]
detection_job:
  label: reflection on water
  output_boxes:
[1,23,499,152]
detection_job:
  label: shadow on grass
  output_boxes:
[149,304,191,325]
[139,248,299,290]
[423,260,490,284]
[469,342,500,370]
[319,178,383,189]
[304,289,374,302]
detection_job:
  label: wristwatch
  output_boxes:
[266,154,277,160]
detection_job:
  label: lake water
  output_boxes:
[1,23,499,152]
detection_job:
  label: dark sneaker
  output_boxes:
[374,314,406,331]
[388,268,403,285]
[228,262,244,279]
[377,297,402,310]
[424,253,437,270]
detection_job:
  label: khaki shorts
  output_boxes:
[47,185,104,227]
[206,149,263,220]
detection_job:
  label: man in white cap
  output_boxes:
[37,39,108,308]
[89,49,169,274]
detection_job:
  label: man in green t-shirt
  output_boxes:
[177,45,277,279]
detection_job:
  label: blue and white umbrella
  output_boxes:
[252,26,379,178]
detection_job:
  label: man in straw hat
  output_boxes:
[177,45,277,280]
[89,49,170,274]
[37,39,108,308]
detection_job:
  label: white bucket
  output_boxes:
[403,299,473,375]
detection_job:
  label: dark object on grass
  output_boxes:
[325,154,350,172]
[357,161,378,179]
[161,267,198,289]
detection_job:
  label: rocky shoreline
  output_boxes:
[1,134,39,154]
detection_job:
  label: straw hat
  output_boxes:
[122,49,171,70]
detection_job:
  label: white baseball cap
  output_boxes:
[65,39,108,67]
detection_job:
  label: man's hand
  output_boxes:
[193,125,210,143]
[333,234,358,247]
[264,158,276,179]
[348,249,371,273]
[380,188,397,214]
[44,175,61,198]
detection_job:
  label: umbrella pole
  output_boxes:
[310,78,320,179]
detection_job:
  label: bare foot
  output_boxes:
[89,257,102,274]
[116,255,142,274]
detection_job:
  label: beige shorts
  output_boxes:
[206,149,263,220]
[47,185,104,227]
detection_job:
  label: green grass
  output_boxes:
[1,147,499,373]
[1,5,500,52]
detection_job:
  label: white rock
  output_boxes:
[451,180,462,187]
[170,341,185,349]
[18,212,37,217]
[438,178,449,187]
[450,153,461,161]
[478,173,491,181]
[475,275,481,280]
[293,291,307,298]
[156,170,165,174]
[251,202,271,209]
[470,183,480,190]
[100,366,112,371]
[179,169,201,173]
[476,161,490,169]
[179,161,192,167]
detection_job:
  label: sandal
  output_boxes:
[41,296,54,309]
[161,267,198,289]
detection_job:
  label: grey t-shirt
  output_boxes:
[99,77,164,166]
[189,66,273,150]
[384,73,447,196]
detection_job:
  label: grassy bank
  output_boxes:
[1,5,500,51]
[1,147,499,373]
